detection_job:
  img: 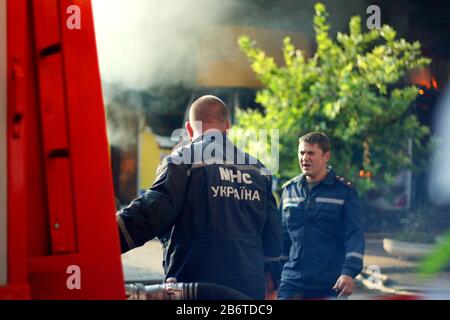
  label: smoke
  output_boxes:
[91,0,367,149]
[92,0,242,90]
[105,101,142,150]
[91,0,364,90]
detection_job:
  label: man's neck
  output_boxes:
[192,128,225,140]
[306,169,328,184]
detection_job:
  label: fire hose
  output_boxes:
[125,278,252,300]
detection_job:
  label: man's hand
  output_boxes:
[332,275,354,298]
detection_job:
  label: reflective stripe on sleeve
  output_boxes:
[346,252,364,260]
[315,197,345,205]
[117,215,136,250]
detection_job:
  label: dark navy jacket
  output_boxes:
[280,168,365,290]
[117,131,282,299]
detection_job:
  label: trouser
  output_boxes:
[277,284,339,300]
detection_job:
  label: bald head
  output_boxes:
[189,95,230,124]
[186,95,230,139]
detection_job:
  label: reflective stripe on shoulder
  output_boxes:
[117,215,136,250]
[191,162,211,169]
[190,163,270,180]
[282,175,302,189]
[315,197,345,205]
[346,252,364,260]
[192,163,262,172]
[232,164,271,180]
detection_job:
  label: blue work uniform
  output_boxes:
[278,168,365,297]
[117,131,282,299]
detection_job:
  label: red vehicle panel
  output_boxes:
[0,0,125,299]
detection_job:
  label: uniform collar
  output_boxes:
[192,130,227,144]
[299,166,336,186]
[322,167,336,186]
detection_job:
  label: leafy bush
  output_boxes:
[236,2,431,194]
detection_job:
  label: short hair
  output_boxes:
[299,132,331,153]
[189,95,230,124]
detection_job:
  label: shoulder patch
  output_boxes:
[335,175,354,188]
[282,175,302,189]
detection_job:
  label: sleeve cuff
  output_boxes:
[341,265,363,278]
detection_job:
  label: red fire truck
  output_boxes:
[0,0,125,299]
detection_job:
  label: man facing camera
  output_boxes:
[278,132,365,299]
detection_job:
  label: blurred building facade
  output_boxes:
[99,0,450,218]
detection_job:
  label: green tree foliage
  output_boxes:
[236,2,431,194]
[420,231,450,276]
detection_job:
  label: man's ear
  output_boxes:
[185,121,194,139]
[324,150,331,162]
[225,120,231,130]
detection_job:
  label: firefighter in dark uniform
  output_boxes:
[116,95,282,300]
[278,132,365,299]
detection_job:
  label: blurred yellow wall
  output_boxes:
[196,26,309,88]
[138,128,161,192]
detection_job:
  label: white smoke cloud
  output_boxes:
[92,0,241,89]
